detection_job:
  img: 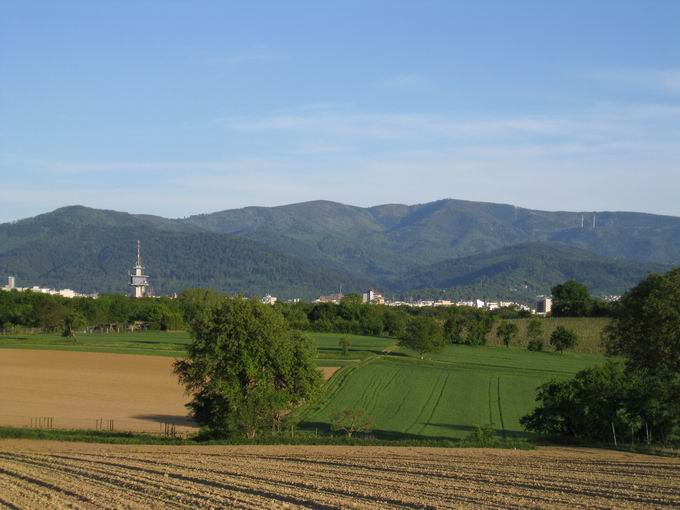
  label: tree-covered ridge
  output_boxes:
[0,200,677,298]
[396,243,668,301]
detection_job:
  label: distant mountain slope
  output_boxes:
[395,242,669,301]
[186,199,680,280]
[0,207,369,297]
[1,200,679,299]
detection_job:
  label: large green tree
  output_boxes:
[399,317,445,359]
[604,268,680,374]
[551,280,593,317]
[174,297,322,438]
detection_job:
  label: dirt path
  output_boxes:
[0,441,678,509]
[0,349,195,432]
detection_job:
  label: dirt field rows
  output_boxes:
[0,441,678,509]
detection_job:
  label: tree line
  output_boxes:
[522,268,680,446]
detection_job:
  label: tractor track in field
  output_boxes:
[0,441,679,509]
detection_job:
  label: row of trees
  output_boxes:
[0,290,185,333]
[523,269,680,444]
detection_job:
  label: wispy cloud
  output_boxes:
[218,102,680,151]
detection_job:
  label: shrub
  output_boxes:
[550,326,578,353]
[527,338,544,351]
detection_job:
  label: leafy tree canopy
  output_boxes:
[604,268,680,375]
[174,297,322,438]
[399,317,445,358]
[551,280,593,317]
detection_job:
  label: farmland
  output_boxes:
[0,331,393,362]
[0,441,678,509]
[302,344,604,439]
[0,330,606,438]
[489,317,610,354]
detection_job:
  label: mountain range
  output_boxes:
[1,199,677,301]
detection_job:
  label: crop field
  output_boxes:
[0,331,192,357]
[0,349,195,433]
[0,330,387,364]
[312,332,396,361]
[303,345,604,439]
[489,317,611,354]
[0,441,678,509]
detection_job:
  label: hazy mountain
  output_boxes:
[1,199,678,299]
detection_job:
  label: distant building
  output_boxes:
[362,289,384,305]
[536,297,553,315]
[315,292,344,304]
[128,240,150,298]
[261,294,278,305]
[7,276,15,289]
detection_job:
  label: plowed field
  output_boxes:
[0,441,678,509]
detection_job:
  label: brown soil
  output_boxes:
[321,366,339,380]
[0,349,195,432]
[0,442,678,509]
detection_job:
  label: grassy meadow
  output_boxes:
[0,330,393,364]
[300,343,605,440]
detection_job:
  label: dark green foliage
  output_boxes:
[551,280,593,317]
[442,308,494,346]
[398,317,445,358]
[604,268,680,375]
[62,311,86,342]
[497,322,519,348]
[173,298,322,438]
[521,362,680,443]
[0,289,187,333]
[550,326,578,353]
[526,318,544,351]
[524,267,680,444]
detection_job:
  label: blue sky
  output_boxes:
[1,0,679,222]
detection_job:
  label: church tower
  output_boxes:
[129,240,149,298]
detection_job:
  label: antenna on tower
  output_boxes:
[136,239,142,267]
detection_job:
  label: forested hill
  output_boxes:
[186,199,680,272]
[0,206,371,297]
[0,200,678,299]
[396,243,668,301]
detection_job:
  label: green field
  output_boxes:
[301,344,604,440]
[0,329,607,440]
[0,331,192,357]
[0,331,392,363]
[488,317,610,354]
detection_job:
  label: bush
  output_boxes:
[527,338,544,352]
[550,326,578,353]
[462,424,497,447]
